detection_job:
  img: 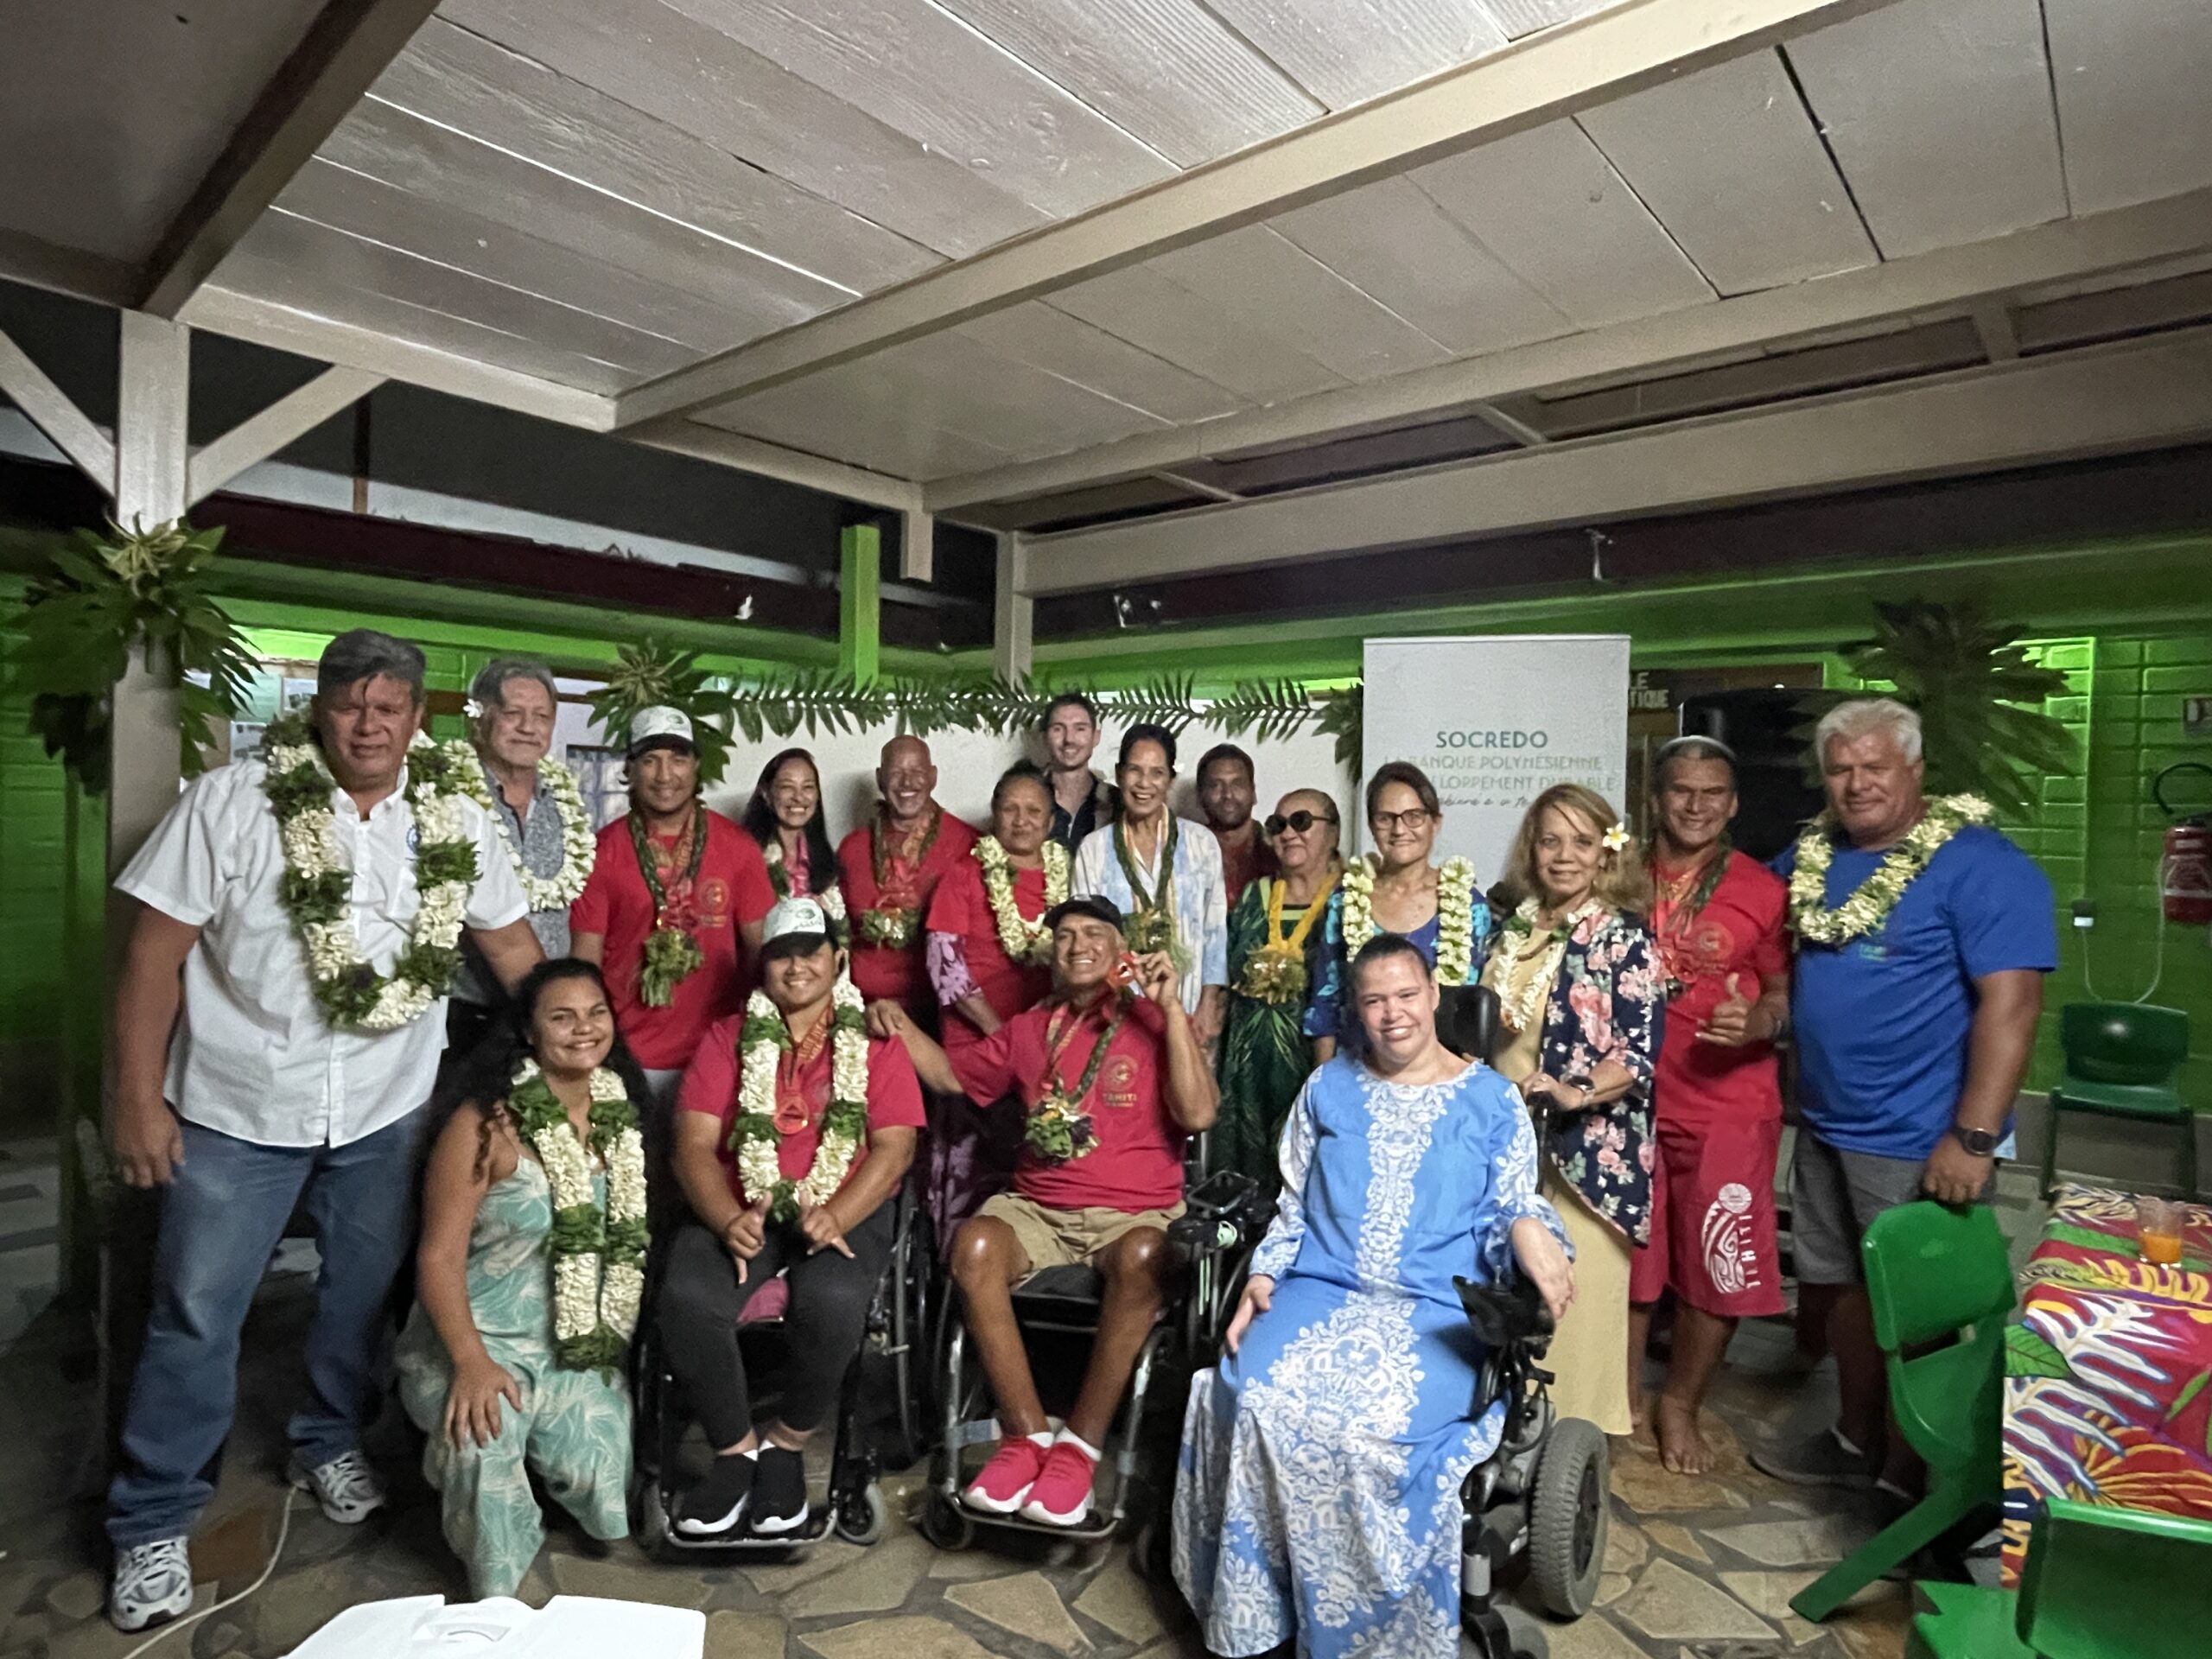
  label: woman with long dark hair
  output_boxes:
[397,959,654,1597]
[741,747,845,936]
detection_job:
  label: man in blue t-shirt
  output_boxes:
[1751,698,2054,1493]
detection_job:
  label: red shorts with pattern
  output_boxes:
[1629,1115,1787,1319]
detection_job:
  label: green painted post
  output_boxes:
[840,523,881,686]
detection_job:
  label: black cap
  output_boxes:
[1044,894,1124,933]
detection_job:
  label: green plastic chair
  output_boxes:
[2040,1003,2195,1201]
[1789,1201,2012,1623]
[1907,1497,2212,1658]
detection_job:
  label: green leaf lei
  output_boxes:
[505,1063,648,1376]
[1112,817,1191,974]
[729,990,871,1223]
[1024,995,1130,1165]
[630,807,707,1007]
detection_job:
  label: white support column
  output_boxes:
[111,313,191,866]
[993,533,1033,684]
[901,505,935,582]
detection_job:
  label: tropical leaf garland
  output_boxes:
[585,640,737,785]
[1793,598,2075,817]
[13,518,258,791]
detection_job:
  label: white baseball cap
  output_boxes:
[760,896,834,958]
[626,705,695,758]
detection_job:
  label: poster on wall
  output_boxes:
[1361,634,1631,883]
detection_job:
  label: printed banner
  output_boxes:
[1361,634,1631,884]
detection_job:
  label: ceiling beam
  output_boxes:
[187,365,384,506]
[611,0,1890,430]
[928,186,2212,512]
[626,418,924,514]
[0,326,115,492]
[179,285,613,428]
[137,0,445,318]
[0,227,137,308]
[1016,327,2212,595]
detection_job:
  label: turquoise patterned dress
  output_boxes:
[396,1156,631,1598]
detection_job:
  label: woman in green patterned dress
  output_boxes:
[1212,789,1342,1188]
[397,959,651,1598]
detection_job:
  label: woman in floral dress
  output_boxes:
[1213,788,1341,1188]
[398,960,651,1597]
[1477,783,1660,1435]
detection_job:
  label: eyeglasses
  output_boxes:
[1265,810,1338,837]
[1371,808,1433,832]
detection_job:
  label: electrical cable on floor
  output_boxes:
[122,1488,296,1659]
[2081,851,2171,1006]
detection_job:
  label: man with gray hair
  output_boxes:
[102,628,544,1632]
[446,658,594,1059]
[1752,696,2053,1493]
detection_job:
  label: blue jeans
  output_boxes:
[106,1113,423,1547]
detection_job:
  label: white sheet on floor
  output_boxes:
[283,1595,705,1659]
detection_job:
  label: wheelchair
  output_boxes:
[918,1164,1273,1560]
[1454,1272,1609,1659]
[631,1188,937,1558]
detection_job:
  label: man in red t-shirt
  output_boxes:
[837,735,977,1017]
[569,707,775,1103]
[875,895,1216,1529]
[1196,742,1277,910]
[656,896,925,1538]
[1628,737,1791,1476]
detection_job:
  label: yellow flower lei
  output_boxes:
[1788,794,1993,944]
[976,836,1071,964]
[1236,870,1340,1006]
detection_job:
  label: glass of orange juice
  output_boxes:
[2139,1197,2185,1265]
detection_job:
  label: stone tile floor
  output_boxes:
[0,1139,2050,1659]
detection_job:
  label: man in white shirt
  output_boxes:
[105,630,543,1634]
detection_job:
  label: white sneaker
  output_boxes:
[109,1537,194,1632]
[289,1449,386,1524]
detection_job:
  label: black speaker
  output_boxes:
[1676,689,1825,863]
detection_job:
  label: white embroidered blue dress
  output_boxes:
[1173,1054,1567,1659]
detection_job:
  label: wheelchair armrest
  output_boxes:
[1453,1273,1554,1347]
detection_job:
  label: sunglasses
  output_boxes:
[1265,810,1338,837]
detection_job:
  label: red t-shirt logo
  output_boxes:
[696,877,731,929]
[1102,1053,1139,1109]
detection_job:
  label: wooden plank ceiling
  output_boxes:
[6,0,2212,525]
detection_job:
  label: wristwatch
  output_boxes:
[1950,1125,2001,1157]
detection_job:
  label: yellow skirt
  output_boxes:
[1540,1166,1634,1436]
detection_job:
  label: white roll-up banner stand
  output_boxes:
[1361,635,1632,886]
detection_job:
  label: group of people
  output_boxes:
[100,626,2057,1659]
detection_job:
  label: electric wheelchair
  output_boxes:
[918,1163,1273,1560]
[630,1187,936,1558]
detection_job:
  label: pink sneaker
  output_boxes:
[1018,1439,1099,1527]
[963,1434,1051,1514]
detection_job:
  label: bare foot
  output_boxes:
[1653,1395,1715,1475]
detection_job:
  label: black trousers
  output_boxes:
[656,1203,894,1446]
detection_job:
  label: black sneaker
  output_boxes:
[1750,1426,1878,1489]
[748,1446,810,1535]
[673,1452,756,1536]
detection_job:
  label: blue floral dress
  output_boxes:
[1173,1057,1568,1659]
[396,1158,631,1599]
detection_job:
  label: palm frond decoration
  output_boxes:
[1840,599,2075,817]
[586,639,737,785]
[1207,676,1326,744]
[735,668,897,741]
[15,518,257,791]
[1312,681,1364,773]
[1095,672,1202,733]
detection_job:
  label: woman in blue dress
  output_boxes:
[1305,763,1495,1059]
[1176,933,1574,1659]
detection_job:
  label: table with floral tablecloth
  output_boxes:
[2001,1183,2212,1585]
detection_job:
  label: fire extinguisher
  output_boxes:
[2155,762,2212,926]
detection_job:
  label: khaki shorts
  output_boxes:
[976,1192,1185,1278]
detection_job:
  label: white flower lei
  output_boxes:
[733,976,870,1221]
[445,745,595,912]
[262,712,478,1033]
[1495,896,1603,1034]
[509,1060,647,1370]
[762,838,848,922]
[976,836,1071,964]
[1788,793,1993,944]
[1340,854,1478,986]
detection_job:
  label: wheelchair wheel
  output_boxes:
[1526,1418,1606,1618]
[920,1487,975,1551]
[635,1478,674,1561]
[834,1483,889,1546]
[1129,1516,1173,1584]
